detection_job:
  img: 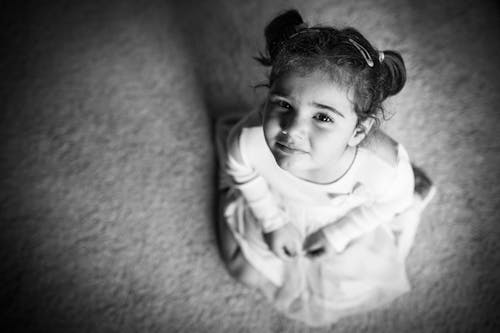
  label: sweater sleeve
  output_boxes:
[223,117,289,233]
[323,147,414,252]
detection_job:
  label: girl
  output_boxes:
[215,9,435,326]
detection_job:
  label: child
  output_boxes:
[215,9,435,326]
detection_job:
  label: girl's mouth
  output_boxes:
[276,142,307,154]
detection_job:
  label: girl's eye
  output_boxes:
[274,100,292,110]
[313,113,334,123]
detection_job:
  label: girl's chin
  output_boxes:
[274,155,307,172]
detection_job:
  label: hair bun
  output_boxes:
[264,9,304,62]
[380,50,406,99]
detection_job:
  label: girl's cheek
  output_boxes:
[263,117,276,141]
[263,114,280,132]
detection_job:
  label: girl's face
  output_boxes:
[263,70,362,183]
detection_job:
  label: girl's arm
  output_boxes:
[322,149,414,253]
[222,113,289,233]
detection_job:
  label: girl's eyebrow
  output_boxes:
[269,92,289,98]
[311,102,345,118]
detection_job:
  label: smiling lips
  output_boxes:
[276,141,308,154]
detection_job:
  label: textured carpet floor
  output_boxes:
[1,0,499,332]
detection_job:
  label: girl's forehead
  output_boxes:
[271,70,352,99]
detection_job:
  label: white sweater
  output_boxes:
[222,109,414,253]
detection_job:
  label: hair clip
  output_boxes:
[348,38,374,67]
[378,51,384,63]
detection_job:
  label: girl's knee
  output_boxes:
[216,216,239,262]
[225,248,260,286]
[224,247,243,275]
[223,247,248,282]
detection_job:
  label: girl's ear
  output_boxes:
[348,118,374,147]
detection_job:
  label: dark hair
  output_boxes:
[255,9,406,126]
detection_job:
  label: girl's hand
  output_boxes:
[263,223,302,261]
[303,229,332,259]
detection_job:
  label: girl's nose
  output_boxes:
[281,112,307,140]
